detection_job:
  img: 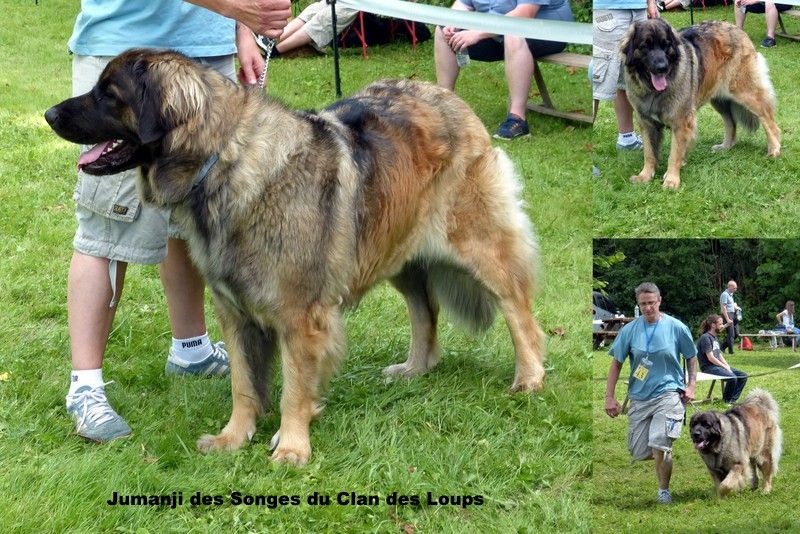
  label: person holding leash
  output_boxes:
[605,282,697,504]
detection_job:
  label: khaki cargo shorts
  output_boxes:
[592,9,647,101]
[627,391,685,461]
[70,54,235,264]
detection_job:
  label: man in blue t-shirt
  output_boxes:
[434,0,574,140]
[605,282,697,504]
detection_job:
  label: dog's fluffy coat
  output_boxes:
[45,49,546,465]
[690,389,782,497]
[621,19,781,188]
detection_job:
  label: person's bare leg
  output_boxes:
[159,238,207,339]
[434,26,460,90]
[735,5,746,28]
[504,35,535,119]
[615,90,635,134]
[279,17,306,41]
[654,449,673,490]
[275,27,314,54]
[68,251,127,371]
[765,2,778,39]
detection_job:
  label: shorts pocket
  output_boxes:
[591,49,613,84]
[665,412,683,440]
[73,170,140,223]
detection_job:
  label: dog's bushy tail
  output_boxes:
[427,262,498,333]
[714,97,760,133]
[745,388,783,470]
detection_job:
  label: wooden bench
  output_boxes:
[777,9,800,42]
[528,51,595,124]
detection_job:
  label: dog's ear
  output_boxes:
[132,59,170,144]
[621,23,639,67]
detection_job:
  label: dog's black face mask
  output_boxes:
[690,412,722,451]
[624,19,681,93]
[44,51,168,175]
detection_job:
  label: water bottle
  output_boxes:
[634,305,640,318]
[456,48,470,68]
[736,308,742,321]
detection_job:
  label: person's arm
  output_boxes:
[235,22,265,86]
[647,0,660,19]
[721,295,732,325]
[776,310,785,324]
[605,359,624,418]
[705,350,730,371]
[186,0,291,38]
[682,357,697,403]
[444,0,493,51]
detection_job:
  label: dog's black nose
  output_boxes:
[44,107,59,127]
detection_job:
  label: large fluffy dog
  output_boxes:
[45,49,545,465]
[690,389,782,497]
[621,18,781,188]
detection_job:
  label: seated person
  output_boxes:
[735,0,793,48]
[775,299,797,351]
[657,0,691,11]
[256,1,359,57]
[697,315,748,404]
[434,0,574,140]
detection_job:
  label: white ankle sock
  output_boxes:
[69,369,104,396]
[618,131,637,145]
[171,332,213,363]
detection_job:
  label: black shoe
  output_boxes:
[761,37,776,48]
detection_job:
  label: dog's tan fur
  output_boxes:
[46,49,545,466]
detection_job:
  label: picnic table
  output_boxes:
[593,316,634,349]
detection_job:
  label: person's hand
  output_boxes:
[442,26,458,40]
[225,0,291,39]
[605,396,622,418]
[647,2,660,19]
[447,29,484,52]
[681,385,695,404]
[235,24,265,86]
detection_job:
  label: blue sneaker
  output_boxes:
[493,114,530,140]
[165,341,230,376]
[66,382,131,442]
[657,489,672,504]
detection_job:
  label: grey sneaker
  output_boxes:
[165,341,230,376]
[657,489,672,504]
[66,382,131,442]
[617,134,643,150]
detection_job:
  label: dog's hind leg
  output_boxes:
[271,303,345,466]
[197,303,277,453]
[757,451,775,493]
[731,91,781,157]
[710,98,737,152]
[445,154,545,393]
[383,262,441,378]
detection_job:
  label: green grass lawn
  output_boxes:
[593,346,800,533]
[593,6,800,237]
[0,1,591,531]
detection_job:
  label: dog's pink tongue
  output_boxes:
[77,141,112,170]
[651,73,668,92]
[694,441,707,450]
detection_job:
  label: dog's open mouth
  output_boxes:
[78,139,138,174]
[650,73,668,92]
[693,439,709,450]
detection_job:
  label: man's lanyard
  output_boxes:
[643,318,660,356]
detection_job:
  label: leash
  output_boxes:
[257,37,276,89]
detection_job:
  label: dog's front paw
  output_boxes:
[271,443,311,466]
[768,146,781,158]
[630,173,654,184]
[382,362,429,378]
[662,173,681,189]
[197,431,249,453]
